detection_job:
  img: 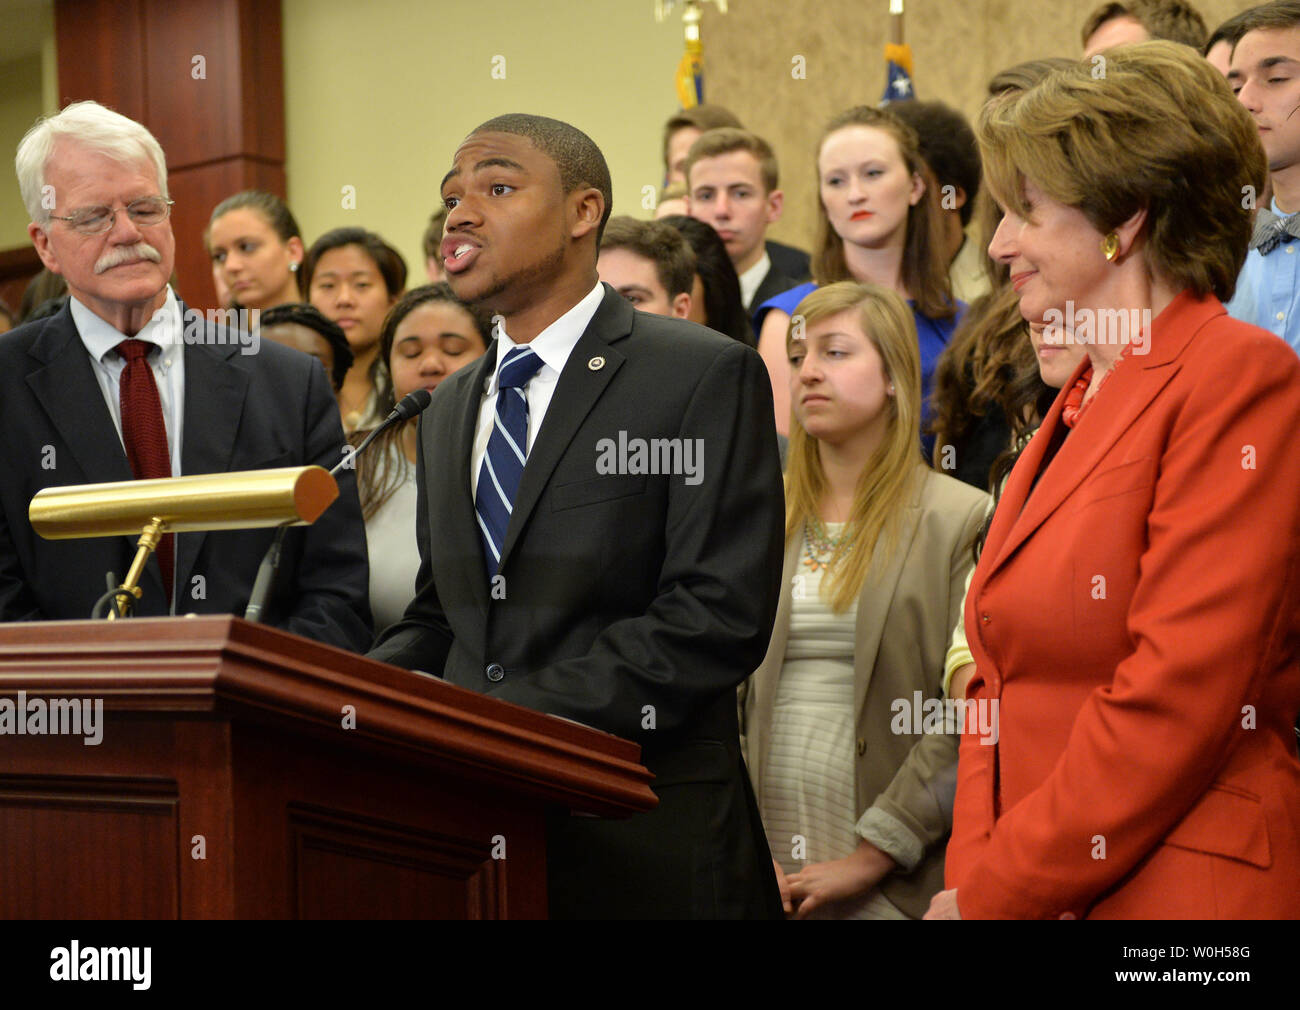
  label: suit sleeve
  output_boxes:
[366,411,455,673]
[0,330,49,621]
[957,334,1300,919]
[857,492,987,871]
[0,496,43,622]
[486,342,786,740]
[278,357,373,652]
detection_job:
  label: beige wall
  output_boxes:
[701,0,1257,252]
[282,0,687,281]
[0,0,1266,275]
[0,51,50,249]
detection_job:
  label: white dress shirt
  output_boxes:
[470,282,604,497]
[71,286,186,478]
[738,251,772,310]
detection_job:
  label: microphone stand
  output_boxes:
[242,389,431,624]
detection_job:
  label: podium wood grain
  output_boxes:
[0,616,655,919]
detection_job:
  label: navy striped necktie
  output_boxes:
[475,345,544,581]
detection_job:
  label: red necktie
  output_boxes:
[115,339,174,605]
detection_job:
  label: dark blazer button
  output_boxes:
[485,662,505,682]
[856,738,866,755]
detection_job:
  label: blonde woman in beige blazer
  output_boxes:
[740,282,988,919]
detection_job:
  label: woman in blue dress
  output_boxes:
[756,106,961,439]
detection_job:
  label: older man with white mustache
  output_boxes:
[0,101,371,650]
[95,241,161,275]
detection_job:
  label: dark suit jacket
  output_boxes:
[370,284,785,918]
[765,240,811,284]
[0,299,371,652]
[748,262,800,322]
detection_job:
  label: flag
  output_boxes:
[675,36,704,107]
[882,42,915,103]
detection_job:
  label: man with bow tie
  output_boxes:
[1225,7,1300,355]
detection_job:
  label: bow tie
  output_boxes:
[1251,207,1300,254]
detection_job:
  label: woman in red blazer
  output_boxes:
[928,41,1300,919]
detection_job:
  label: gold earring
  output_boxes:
[1102,233,1120,261]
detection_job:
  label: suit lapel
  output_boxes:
[176,322,248,596]
[750,267,792,316]
[24,304,133,485]
[852,468,924,717]
[446,348,498,612]
[496,289,631,572]
[24,305,160,596]
[985,291,1213,579]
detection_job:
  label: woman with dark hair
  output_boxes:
[355,283,490,632]
[206,190,304,312]
[659,214,754,346]
[303,227,407,433]
[930,42,1300,920]
[928,279,1046,491]
[928,58,1075,492]
[755,106,960,438]
[257,303,353,393]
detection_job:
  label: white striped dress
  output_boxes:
[760,523,906,919]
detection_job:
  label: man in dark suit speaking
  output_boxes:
[369,114,785,918]
[0,101,370,652]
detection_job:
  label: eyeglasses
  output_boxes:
[48,196,174,235]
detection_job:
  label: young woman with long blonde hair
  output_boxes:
[741,281,987,919]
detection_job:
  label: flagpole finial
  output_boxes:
[656,0,728,24]
[889,0,905,13]
[661,0,727,107]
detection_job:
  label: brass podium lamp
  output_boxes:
[28,466,338,619]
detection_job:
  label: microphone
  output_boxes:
[244,388,432,623]
[331,389,432,476]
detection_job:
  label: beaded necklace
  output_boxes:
[803,516,850,573]
[1062,342,1135,429]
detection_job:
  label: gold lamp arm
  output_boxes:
[30,466,338,621]
[104,518,166,620]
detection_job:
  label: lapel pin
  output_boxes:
[588,356,605,371]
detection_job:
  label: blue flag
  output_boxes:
[882,42,915,103]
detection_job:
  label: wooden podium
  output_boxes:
[0,617,656,919]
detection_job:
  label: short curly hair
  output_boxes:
[978,40,1264,303]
